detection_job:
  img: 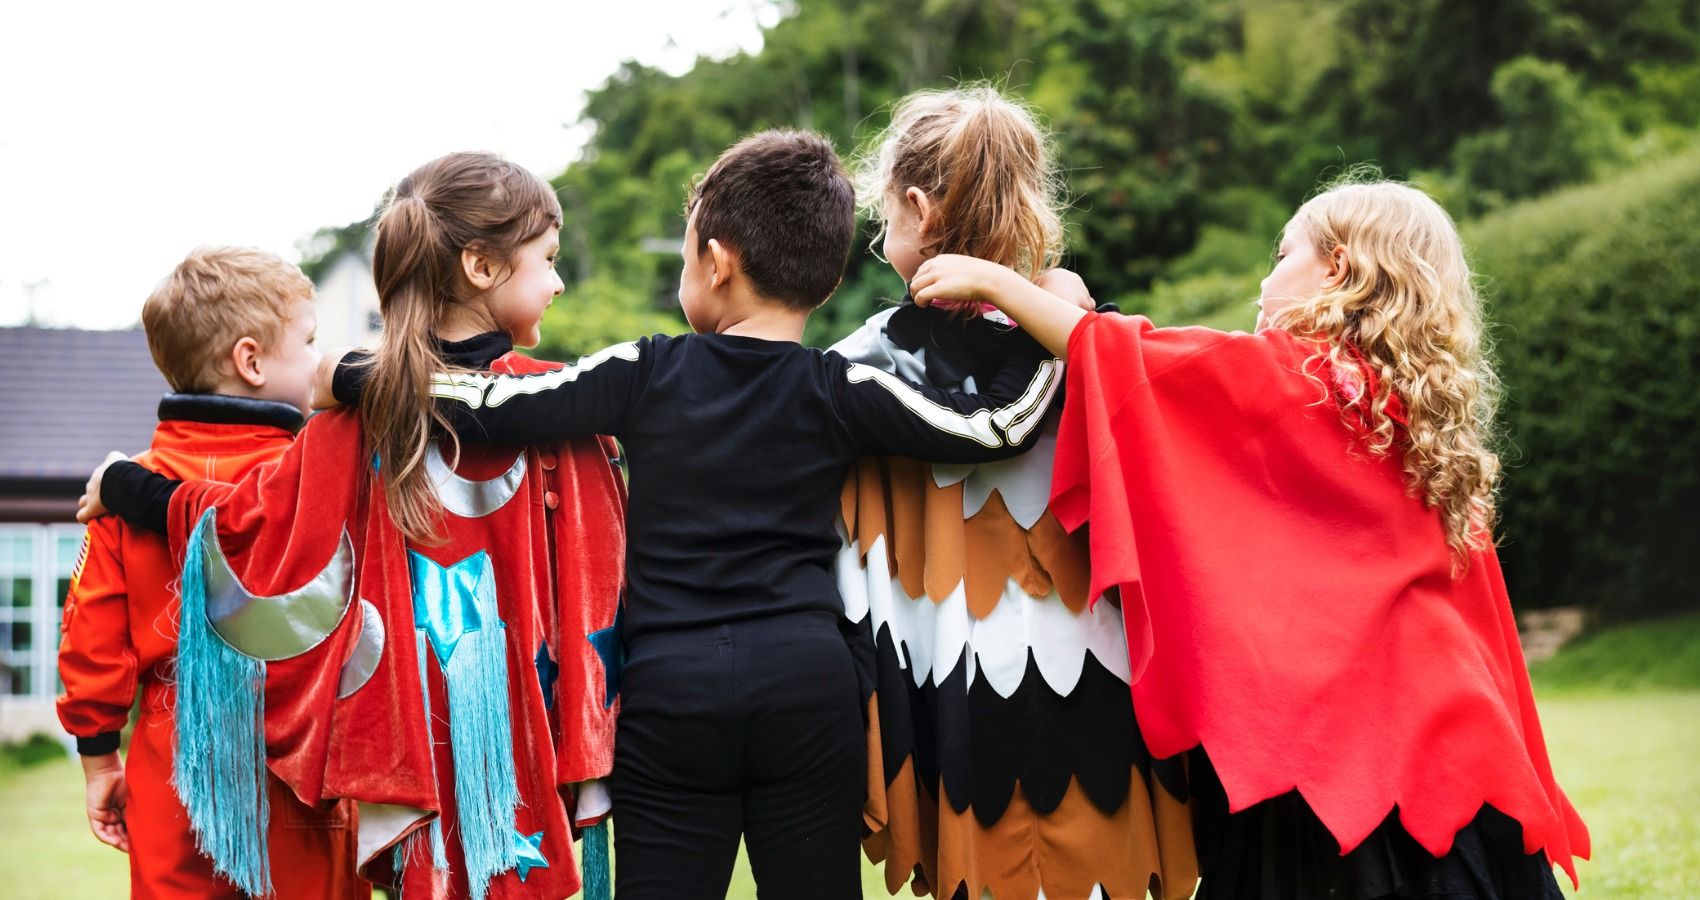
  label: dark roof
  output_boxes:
[0,327,169,480]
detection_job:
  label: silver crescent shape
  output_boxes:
[336,600,386,699]
[424,440,526,519]
[202,512,356,661]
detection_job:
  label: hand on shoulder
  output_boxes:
[311,346,361,410]
[910,254,1021,309]
[75,451,127,524]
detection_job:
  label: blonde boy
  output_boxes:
[56,247,366,899]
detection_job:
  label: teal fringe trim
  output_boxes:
[391,838,409,899]
[437,554,519,900]
[415,632,450,873]
[171,510,273,897]
[430,819,449,873]
[581,820,611,900]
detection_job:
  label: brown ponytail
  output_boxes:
[363,152,562,543]
[858,85,1065,280]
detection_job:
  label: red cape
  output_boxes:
[1049,312,1588,884]
[166,352,626,899]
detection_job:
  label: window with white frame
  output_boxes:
[0,524,85,698]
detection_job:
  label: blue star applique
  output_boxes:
[408,550,497,665]
[586,605,624,710]
[535,642,560,711]
[511,829,549,882]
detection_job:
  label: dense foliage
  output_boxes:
[299,0,1700,614]
[1467,150,1700,615]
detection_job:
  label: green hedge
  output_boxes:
[1529,612,1700,693]
[1466,147,1700,616]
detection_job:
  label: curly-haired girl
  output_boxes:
[909,179,1590,899]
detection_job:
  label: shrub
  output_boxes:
[1467,147,1700,615]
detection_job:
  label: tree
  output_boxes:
[1451,56,1620,211]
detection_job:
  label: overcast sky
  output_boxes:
[0,0,773,329]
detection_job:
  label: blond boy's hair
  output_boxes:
[141,247,314,392]
[1270,179,1502,558]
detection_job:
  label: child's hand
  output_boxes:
[911,255,1021,310]
[311,347,359,410]
[915,254,1088,360]
[80,752,130,852]
[76,451,127,524]
[1037,268,1095,311]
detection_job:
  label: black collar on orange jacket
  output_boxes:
[156,393,305,433]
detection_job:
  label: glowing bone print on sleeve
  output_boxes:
[844,358,1061,449]
[429,342,642,409]
[831,307,1198,900]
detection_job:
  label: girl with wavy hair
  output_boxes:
[907,179,1589,899]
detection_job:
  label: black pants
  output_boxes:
[610,611,864,900]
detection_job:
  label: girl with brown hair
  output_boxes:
[87,151,628,900]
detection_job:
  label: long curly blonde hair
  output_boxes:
[1268,180,1502,557]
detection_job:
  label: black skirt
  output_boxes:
[1190,749,1565,900]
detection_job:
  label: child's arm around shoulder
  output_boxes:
[81,457,174,535]
[912,255,1090,359]
[829,325,1061,465]
[915,255,1290,396]
[325,339,652,445]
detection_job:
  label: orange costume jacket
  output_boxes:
[56,393,367,900]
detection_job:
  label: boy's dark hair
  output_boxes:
[688,130,856,310]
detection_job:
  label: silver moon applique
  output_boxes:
[424,440,526,519]
[201,512,356,661]
[336,600,386,699]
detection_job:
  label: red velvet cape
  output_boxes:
[165,353,627,899]
[1049,312,1588,884]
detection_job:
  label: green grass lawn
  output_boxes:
[1542,692,1700,898]
[6,614,1695,898]
[0,748,131,899]
[1530,612,1700,898]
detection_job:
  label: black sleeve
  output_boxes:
[330,348,374,406]
[831,329,1062,463]
[77,732,122,756]
[99,461,178,536]
[333,341,646,444]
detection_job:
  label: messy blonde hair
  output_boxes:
[142,247,314,392]
[1269,179,1501,557]
[857,84,1065,280]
